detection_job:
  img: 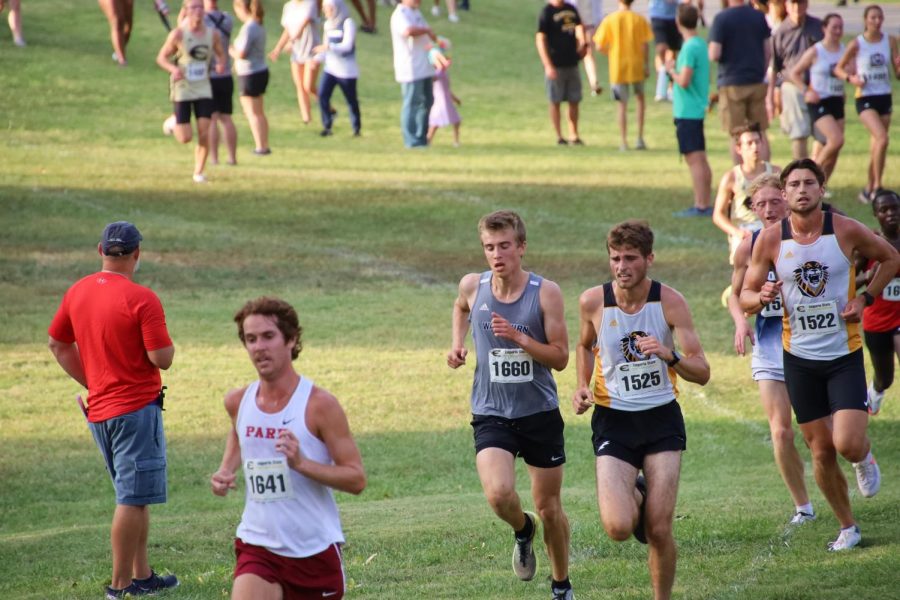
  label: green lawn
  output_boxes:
[2,1,900,598]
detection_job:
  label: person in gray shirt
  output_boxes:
[232,0,271,154]
[447,210,575,600]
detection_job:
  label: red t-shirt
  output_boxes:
[863,258,900,333]
[48,272,173,422]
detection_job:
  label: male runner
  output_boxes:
[48,221,177,599]
[573,220,710,600]
[211,297,366,599]
[740,158,900,550]
[728,174,814,525]
[447,210,574,600]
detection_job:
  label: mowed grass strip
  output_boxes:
[2,0,900,598]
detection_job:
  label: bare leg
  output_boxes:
[567,101,579,141]
[594,456,641,542]
[232,574,283,600]
[549,102,562,141]
[636,92,646,142]
[427,125,437,142]
[452,122,460,146]
[859,111,890,192]
[98,0,129,64]
[291,62,312,123]
[799,417,855,528]
[617,100,627,147]
[759,129,771,162]
[303,60,321,106]
[110,504,150,589]
[643,452,682,600]
[209,113,222,164]
[790,137,808,160]
[173,122,193,144]
[219,113,238,164]
[758,379,810,508]
[7,0,23,45]
[240,95,269,151]
[813,116,844,182]
[194,117,210,177]
[528,464,570,583]
[476,448,527,530]
[684,150,712,209]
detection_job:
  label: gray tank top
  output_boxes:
[469,271,559,418]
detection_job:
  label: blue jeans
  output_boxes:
[400,77,434,147]
[319,72,361,133]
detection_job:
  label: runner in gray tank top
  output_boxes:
[448,210,575,600]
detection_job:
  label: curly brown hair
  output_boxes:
[234,297,303,360]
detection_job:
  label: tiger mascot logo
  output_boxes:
[793,261,828,297]
[620,331,649,362]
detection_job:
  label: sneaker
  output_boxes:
[591,86,603,96]
[106,584,140,599]
[14,37,26,47]
[827,526,861,551]
[868,382,885,415]
[448,12,459,23]
[673,206,713,217]
[858,188,872,204]
[557,138,568,146]
[789,510,816,525]
[431,5,440,16]
[253,148,272,155]
[635,138,647,150]
[570,138,585,146]
[618,143,628,151]
[132,571,179,594]
[320,129,333,137]
[512,511,539,581]
[551,587,575,600]
[192,173,207,184]
[162,115,176,136]
[853,454,881,498]
[634,474,647,544]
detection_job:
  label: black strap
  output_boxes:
[602,282,616,308]
[207,13,229,38]
[823,210,834,235]
[780,217,792,240]
[647,280,662,303]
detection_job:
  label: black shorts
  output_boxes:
[808,95,845,122]
[783,349,867,424]
[864,328,899,356]
[239,69,269,97]
[210,76,234,115]
[471,408,565,468]
[173,98,214,124]
[855,94,892,117]
[674,118,705,154]
[651,18,682,51]
[590,400,686,469]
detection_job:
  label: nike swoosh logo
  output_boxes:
[282,417,296,425]
[551,455,564,462]
[322,592,339,598]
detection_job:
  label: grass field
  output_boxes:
[2,1,900,598]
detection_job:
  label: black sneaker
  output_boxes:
[634,475,647,544]
[557,138,568,146]
[132,571,179,594]
[320,129,333,137]
[106,583,141,599]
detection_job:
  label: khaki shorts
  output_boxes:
[719,83,769,134]
[779,81,811,139]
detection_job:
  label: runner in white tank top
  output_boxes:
[740,159,900,552]
[211,297,366,599]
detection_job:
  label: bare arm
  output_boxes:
[48,336,87,388]
[210,388,245,496]
[491,280,568,371]
[282,388,366,495]
[708,41,721,63]
[834,40,859,85]
[712,171,743,238]
[572,287,603,415]
[268,28,291,61]
[787,46,817,90]
[650,286,710,385]
[447,273,477,368]
[536,32,556,78]
[404,24,435,40]
[739,227,782,312]
[728,237,756,356]
[147,345,175,370]
[212,30,226,74]
[839,217,900,321]
[668,62,693,89]
[156,29,183,78]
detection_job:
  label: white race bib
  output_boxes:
[244,457,293,503]
[882,278,900,302]
[488,348,533,383]
[760,294,784,319]
[616,358,665,398]
[186,62,208,81]
[791,300,840,335]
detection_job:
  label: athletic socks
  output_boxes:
[655,67,669,100]
[515,513,534,541]
[552,577,572,591]
[796,503,814,515]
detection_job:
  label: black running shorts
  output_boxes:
[239,69,269,97]
[591,400,686,469]
[471,408,565,468]
[173,98,214,124]
[782,349,867,424]
[864,328,899,356]
[210,76,234,115]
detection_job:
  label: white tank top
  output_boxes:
[591,281,679,411]
[775,212,862,360]
[855,34,892,98]
[810,41,845,99]
[235,377,345,558]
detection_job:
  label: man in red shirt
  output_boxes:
[48,221,178,600]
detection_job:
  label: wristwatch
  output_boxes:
[667,351,681,367]
[863,291,875,306]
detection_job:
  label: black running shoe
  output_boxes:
[106,584,140,599]
[133,571,179,594]
[634,475,647,544]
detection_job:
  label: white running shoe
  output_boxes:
[431,5,440,16]
[162,115,176,136]
[827,526,861,551]
[867,382,885,415]
[853,453,881,498]
[789,511,816,526]
[512,511,539,581]
[192,173,208,184]
[448,12,459,22]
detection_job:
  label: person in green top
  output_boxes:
[666,3,712,218]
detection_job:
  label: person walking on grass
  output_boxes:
[391,0,436,148]
[728,174,816,526]
[48,222,177,600]
[573,220,710,600]
[834,4,899,204]
[447,211,575,600]
[0,0,24,46]
[270,0,322,126]
[594,0,653,151]
[741,158,899,551]
[427,36,461,146]
[313,0,362,137]
[99,0,134,65]
[855,189,900,416]
[536,0,587,146]
[211,297,366,600]
[232,0,271,155]
[666,4,712,218]
[204,0,239,165]
[787,13,847,185]
[157,0,227,183]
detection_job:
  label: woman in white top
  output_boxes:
[835,5,900,203]
[269,0,322,124]
[313,0,361,136]
[788,13,846,185]
[0,0,24,46]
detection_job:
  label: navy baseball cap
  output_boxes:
[101,221,142,256]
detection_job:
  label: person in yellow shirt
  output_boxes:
[594,0,653,151]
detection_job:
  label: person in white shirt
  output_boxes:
[391,0,436,147]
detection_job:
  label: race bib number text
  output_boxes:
[792,300,840,335]
[760,295,783,318]
[244,457,293,503]
[616,358,665,398]
[883,278,900,302]
[489,348,533,384]
[186,62,208,81]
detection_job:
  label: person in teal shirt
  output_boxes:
[666,3,712,217]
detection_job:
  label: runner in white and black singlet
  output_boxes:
[447,210,575,600]
[741,158,900,552]
[572,220,709,600]
[211,297,366,600]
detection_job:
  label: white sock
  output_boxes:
[656,68,668,99]
[795,503,813,515]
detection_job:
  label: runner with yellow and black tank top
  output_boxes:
[834,5,899,203]
[740,158,900,552]
[448,210,575,600]
[156,0,226,182]
[573,220,709,600]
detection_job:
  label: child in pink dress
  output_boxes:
[427,37,462,146]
